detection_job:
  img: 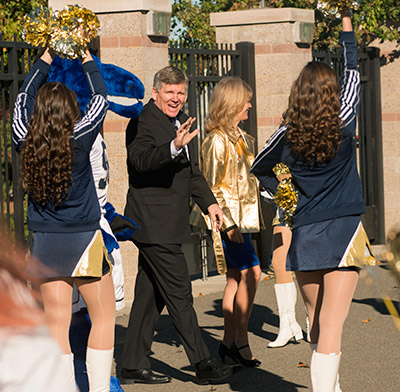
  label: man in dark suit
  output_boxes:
[120,66,235,385]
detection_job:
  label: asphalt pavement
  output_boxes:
[113,252,400,392]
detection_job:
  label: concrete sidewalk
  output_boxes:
[113,257,400,392]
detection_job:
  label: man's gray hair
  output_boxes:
[153,66,188,91]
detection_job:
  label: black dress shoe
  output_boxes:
[196,357,236,385]
[120,368,172,384]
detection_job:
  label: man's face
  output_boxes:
[152,82,187,118]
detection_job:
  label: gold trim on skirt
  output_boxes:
[72,230,112,277]
[339,222,376,268]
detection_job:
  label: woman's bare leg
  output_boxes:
[295,270,324,345]
[75,273,116,350]
[40,278,74,354]
[296,268,358,353]
[222,268,240,347]
[318,269,359,354]
[234,264,262,359]
[272,226,293,284]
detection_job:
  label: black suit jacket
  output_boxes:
[124,99,216,244]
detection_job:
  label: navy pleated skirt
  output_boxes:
[287,215,375,271]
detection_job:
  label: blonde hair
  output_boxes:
[205,76,252,133]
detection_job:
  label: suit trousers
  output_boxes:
[121,242,210,370]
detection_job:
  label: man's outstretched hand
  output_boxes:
[207,203,224,232]
[173,117,199,151]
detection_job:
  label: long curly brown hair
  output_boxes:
[21,82,81,207]
[284,61,342,164]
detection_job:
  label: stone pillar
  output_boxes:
[375,41,400,236]
[211,7,314,150]
[49,0,172,302]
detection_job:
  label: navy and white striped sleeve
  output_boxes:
[73,61,109,149]
[339,31,360,130]
[250,125,286,194]
[12,59,51,152]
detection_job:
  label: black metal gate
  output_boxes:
[313,46,385,244]
[0,36,40,245]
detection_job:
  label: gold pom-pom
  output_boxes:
[273,162,291,177]
[317,1,359,18]
[22,5,56,47]
[273,163,298,227]
[50,5,100,60]
[22,4,100,60]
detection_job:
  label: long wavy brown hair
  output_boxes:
[284,61,342,164]
[21,82,81,207]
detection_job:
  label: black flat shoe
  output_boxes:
[231,343,261,368]
[120,368,172,384]
[218,342,237,364]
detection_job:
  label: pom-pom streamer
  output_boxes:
[272,163,298,227]
[22,4,100,60]
[317,1,359,18]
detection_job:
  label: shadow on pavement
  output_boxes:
[114,306,307,391]
[352,297,400,315]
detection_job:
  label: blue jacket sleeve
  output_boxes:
[12,59,51,152]
[339,31,360,132]
[73,61,109,150]
[250,125,286,194]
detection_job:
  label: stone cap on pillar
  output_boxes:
[49,0,171,13]
[210,7,314,27]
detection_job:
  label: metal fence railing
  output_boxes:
[0,35,41,245]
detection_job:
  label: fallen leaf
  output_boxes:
[209,387,217,391]
[198,293,203,297]
[263,275,274,280]
[297,362,310,368]
[361,318,372,323]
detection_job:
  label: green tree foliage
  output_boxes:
[171,0,400,49]
[171,0,259,46]
[0,0,48,40]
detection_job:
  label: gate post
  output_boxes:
[361,46,385,244]
[236,42,257,145]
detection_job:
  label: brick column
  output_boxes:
[211,7,314,151]
[49,0,171,302]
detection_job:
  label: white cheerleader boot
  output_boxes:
[311,351,341,392]
[268,282,303,348]
[60,353,78,391]
[86,347,114,392]
[310,344,342,391]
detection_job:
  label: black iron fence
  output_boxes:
[0,35,40,245]
[313,46,385,244]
